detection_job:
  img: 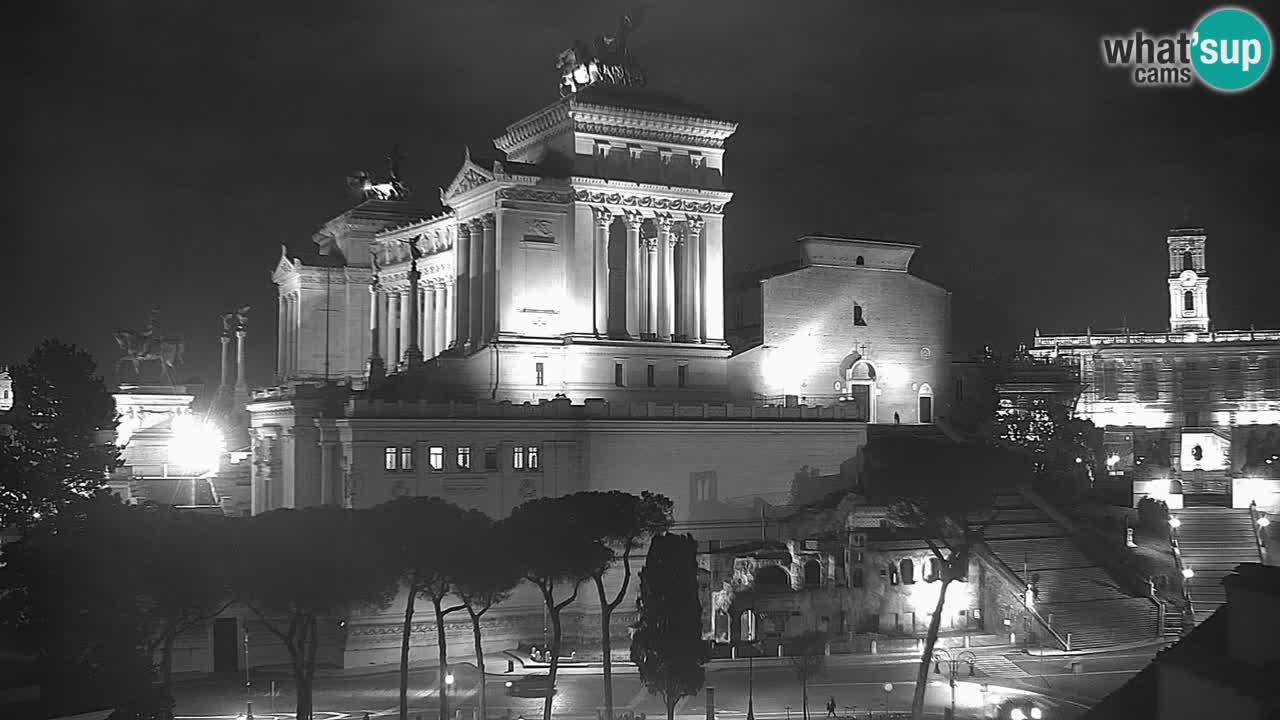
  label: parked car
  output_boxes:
[505,674,557,698]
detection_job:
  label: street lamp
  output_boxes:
[1168,517,1182,530]
[444,667,455,718]
[932,648,977,717]
[883,682,894,711]
[743,608,762,720]
[1182,566,1195,579]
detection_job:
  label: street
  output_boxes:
[171,646,1159,720]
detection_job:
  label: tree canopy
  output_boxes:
[0,340,118,528]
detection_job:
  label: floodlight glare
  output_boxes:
[1259,516,1271,528]
[1168,517,1182,529]
[1010,709,1026,720]
[168,415,224,474]
[1182,567,1195,579]
[1030,707,1044,719]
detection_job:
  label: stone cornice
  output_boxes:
[571,181,730,216]
[570,99,737,149]
[494,101,573,155]
[495,185,575,205]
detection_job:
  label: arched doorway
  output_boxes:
[918,383,934,424]
[803,559,821,588]
[845,360,877,422]
[755,564,790,592]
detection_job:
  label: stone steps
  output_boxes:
[1171,507,1261,624]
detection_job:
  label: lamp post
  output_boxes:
[444,667,455,718]
[932,648,977,718]
[882,682,893,712]
[744,608,761,720]
[243,627,253,720]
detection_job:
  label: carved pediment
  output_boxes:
[442,148,495,202]
[271,245,299,284]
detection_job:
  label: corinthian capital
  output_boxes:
[655,214,677,233]
[480,213,496,229]
[592,206,614,229]
[685,215,705,237]
[623,211,644,231]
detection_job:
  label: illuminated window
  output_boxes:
[428,446,444,471]
[384,447,397,471]
[456,446,471,471]
[1184,291,1195,312]
[899,559,915,585]
[614,362,625,387]
[678,364,688,388]
[513,445,540,471]
[535,362,545,386]
[484,447,498,470]
[398,447,413,471]
[646,364,655,387]
[853,304,867,326]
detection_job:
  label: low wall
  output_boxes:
[1233,477,1280,512]
[1133,480,1184,510]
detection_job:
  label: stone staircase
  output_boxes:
[977,493,1161,651]
[1173,506,1262,623]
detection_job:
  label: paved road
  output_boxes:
[171,647,1159,720]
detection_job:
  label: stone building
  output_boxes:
[1032,227,1280,511]
[234,59,955,671]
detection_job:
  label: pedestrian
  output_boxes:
[893,411,900,425]
[826,696,837,718]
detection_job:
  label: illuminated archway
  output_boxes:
[918,383,934,424]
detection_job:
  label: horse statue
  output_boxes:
[114,329,185,383]
[347,146,410,200]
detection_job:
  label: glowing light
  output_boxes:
[883,682,894,693]
[762,331,821,395]
[1259,516,1271,528]
[1168,518,1181,529]
[1030,708,1044,720]
[1011,709,1027,720]
[168,415,224,474]
[445,672,455,686]
[879,365,909,387]
[1106,454,1120,467]
[1182,567,1195,579]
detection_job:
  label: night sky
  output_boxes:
[6,1,1279,390]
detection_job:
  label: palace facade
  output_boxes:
[1032,228,1280,511]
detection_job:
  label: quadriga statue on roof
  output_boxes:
[346,144,410,200]
[557,10,646,96]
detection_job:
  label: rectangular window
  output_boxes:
[428,446,445,471]
[614,362,625,387]
[398,447,413,471]
[535,362,545,387]
[1138,362,1158,401]
[1267,358,1280,396]
[385,446,397,471]
[513,446,525,470]
[527,445,540,471]
[1225,359,1244,399]
[646,363,655,387]
[456,446,471,471]
[677,364,688,388]
[1100,361,1119,400]
[484,447,498,470]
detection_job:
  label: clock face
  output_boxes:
[1179,269,1198,287]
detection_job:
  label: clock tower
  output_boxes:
[1167,227,1210,333]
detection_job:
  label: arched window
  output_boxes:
[855,255,865,266]
[853,304,867,326]
[755,565,790,591]
[1184,291,1195,312]
[899,558,915,585]
[918,383,934,424]
[803,560,821,588]
[1182,251,1194,271]
[927,557,942,582]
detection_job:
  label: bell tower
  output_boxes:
[1167,227,1210,333]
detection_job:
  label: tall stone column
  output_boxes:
[468,219,483,350]
[658,215,676,342]
[423,285,436,359]
[443,281,455,349]
[219,333,232,397]
[276,297,287,381]
[234,328,248,393]
[625,213,642,339]
[481,214,497,345]
[388,291,401,366]
[404,257,423,368]
[592,207,612,336]
[367,284,384,386]
[687,216,705,343]
[455,223,472,352]
[646,237,659,338]
[288,293,298,377]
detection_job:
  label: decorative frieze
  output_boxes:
[496,186,575,204]
[574,189,725,215]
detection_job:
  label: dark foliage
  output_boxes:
[1136,496,1171,532]
[630,533,707,720]
[0,339,118,529]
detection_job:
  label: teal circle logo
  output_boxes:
[1192,7,1273,92]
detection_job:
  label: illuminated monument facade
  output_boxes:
[1032,228,1280,511]
[245,32,954,668]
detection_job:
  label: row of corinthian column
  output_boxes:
[593,209,707,342]
[369,280,455,368]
